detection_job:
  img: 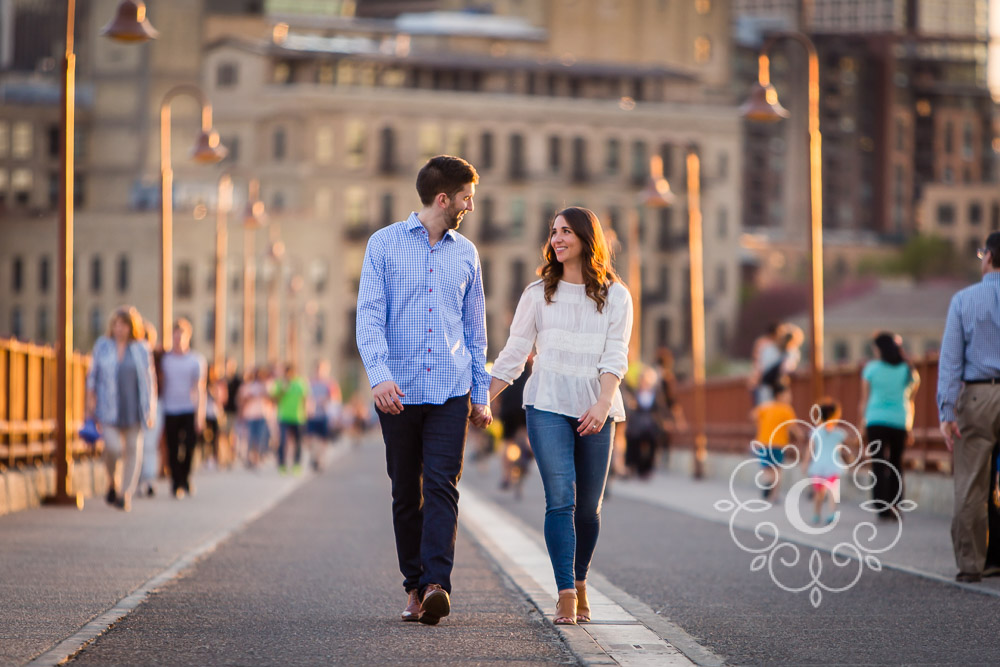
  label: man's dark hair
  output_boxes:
[416,155,479,206]
[986,231,1000,268]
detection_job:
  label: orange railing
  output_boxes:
[672,354,950,473]
[0,338,91,469]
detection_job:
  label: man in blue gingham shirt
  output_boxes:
[938,230,1000,582]
[356,155,492,625]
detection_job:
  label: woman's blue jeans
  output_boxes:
[526,406,615,591]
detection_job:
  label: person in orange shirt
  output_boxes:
[751,382,802,501]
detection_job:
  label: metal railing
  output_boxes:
[0,338,90,469]
[672,354,950,473]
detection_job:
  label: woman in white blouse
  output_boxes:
[489,207,633,625]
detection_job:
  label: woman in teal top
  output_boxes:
[859,332,919,520]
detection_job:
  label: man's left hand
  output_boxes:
[471,403,493,429]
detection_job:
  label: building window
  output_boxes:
[117,255,129,293]
[273,127,287,161]
[944,120,954,154]
[0,121,8,157]
[90,256,102,293]
[271,191,285,212]
[571,137,588,182]
[48,171,58,208]
[509,133,526,180]
[716,321,727,355]
[37,306,49,342]
[381,192,394,226]
[346,120,365,169]
[833,340,850,363]
[176,262,193,299]
[12,121,32,159]
[496,199,518,241]
[204,309,215,343]
[937,203,956,226]
[88,307,102,341]
[480,131,494,170]
[315,126,333,165]
[658,208,673,251]
[48,124,59,158]
[716,265,726,293]
[630,140,648,186]
[718,207,728,239]
[606,138,620,175]
[418,123,441,164]
[11,307,23,339]
[379,126,397,174]
[12,168,32,205]
[656,317,671,347]
[992,203,1000,231]
[12,256,24,293]
[310,259,328,293]
[659,143,674,178]
[39,256,50,293]
[216,62,238,88]
[314,312,325,346]
[548,135,561,174]
[970,202,983,226]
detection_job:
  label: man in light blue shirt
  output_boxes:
[356,155,492,625]
[938,230,1000,582]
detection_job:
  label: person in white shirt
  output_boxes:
[489,206,632,626]
[161,318,207,498]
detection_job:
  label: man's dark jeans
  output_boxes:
[164,412,196,494]
[377,393,470,595]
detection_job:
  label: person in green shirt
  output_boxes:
[271,363,309,474]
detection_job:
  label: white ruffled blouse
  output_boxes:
[491,279,633,422]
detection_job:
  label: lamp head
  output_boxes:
[243,200,267,229]
[638,155,675,208]
[102,0,159,42]
[191,130,228,164]
[740,82,789,123]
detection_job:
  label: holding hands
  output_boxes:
[471,404,493,429]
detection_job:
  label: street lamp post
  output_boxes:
[47,0,156,508]
[741,31,825,402]
[213,174,232,377]
[159,86,227,343]
[684,147,708,479]
[626,155,674,362]
[287,275,305,370]
[267,229,285,365]
[242,179,266,370]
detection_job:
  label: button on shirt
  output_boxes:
[356,213,489,405]
[937,272,1000,422]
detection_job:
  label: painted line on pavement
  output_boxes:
[610,480,1000,599]
[461,488,726,667]
[26,443,351,667]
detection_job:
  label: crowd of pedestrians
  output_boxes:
[83,307,374,512]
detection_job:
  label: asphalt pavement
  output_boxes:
[8,430,1000,666]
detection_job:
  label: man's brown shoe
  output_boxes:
[956,572,982,583]
[418,584,450,625]
[401,590,421,622]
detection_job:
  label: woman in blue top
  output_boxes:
[858,332,919,520]
[85,306,157,511]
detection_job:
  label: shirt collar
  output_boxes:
[406,212,456,243]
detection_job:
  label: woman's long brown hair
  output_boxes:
[539,207,620,313]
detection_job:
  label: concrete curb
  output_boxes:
[0,458,109,518]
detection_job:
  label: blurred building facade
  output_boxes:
[735,0,997,286]
[0,0,744,384]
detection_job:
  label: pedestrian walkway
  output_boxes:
[609,462,1000,593]
[4,440,586,666]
